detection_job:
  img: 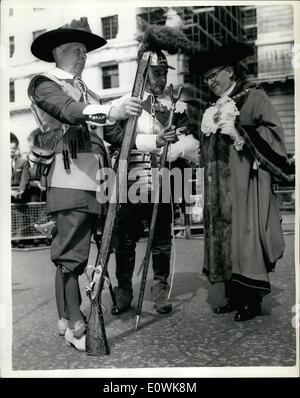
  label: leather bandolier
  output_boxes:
[125,94,188,199]
[28,73,110,192]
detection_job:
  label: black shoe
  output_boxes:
[111,287,133,315]
[234,303,261,322]
[213,301,235,314]
[151,283,172,314]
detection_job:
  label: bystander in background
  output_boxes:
[11,132,30,203]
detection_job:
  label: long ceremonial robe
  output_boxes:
[200,81,290,296]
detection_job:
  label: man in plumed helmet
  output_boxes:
[28,17,143,351]
[190,42,292,321]
[107,49,199,315]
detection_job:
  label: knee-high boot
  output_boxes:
[115,251,136,292]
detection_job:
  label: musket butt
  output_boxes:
[135,315,140,331]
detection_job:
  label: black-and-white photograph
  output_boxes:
[0,0,298,377]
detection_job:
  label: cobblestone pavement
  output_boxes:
[11,219,296,371]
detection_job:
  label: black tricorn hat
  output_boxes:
[31,17,107,62]
[189,41,254,75]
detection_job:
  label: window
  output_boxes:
[10,81,15,103]
[246,26,257,42]
[243,8,257,26]
[102,65,119,89]
[9,36,15,58]
[32,29,46,41]
[9,8,13,16]
[102,15,118,40]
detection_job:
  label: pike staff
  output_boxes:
[135,84,183,331]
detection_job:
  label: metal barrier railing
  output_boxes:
[273,187,295,211]
[11,188,294,242]
[11,202,51,241]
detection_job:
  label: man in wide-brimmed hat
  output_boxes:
[28,17,143,351]
[107,49,199,315]
[190,41,292,321]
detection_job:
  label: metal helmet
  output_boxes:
[149,50,175,70]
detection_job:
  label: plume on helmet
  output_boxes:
[138,24,191,58]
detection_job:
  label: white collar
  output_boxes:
[220,81,236,98]
[50,67,76,80]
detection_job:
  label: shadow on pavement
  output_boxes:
[82,271,204,350]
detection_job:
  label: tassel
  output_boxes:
[70,140,74,159]
[70,139,77,159]
[37,163,42,179]
[62,149,70,170]
[84,128,90,141]
[43,165,50,176]
[78,132,85,150]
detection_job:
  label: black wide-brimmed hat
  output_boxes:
[189,41,254,75]
[31,17,107,62]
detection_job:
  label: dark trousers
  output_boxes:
[51,210,96,275]
[225,280,262,309]
[51,209,97,326]
[114,202,173,290]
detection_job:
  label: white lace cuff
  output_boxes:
[136,134,159,152]
[82,104,115,125]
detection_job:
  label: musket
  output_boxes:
[183,200,192,239]
[135,84,183,331]
[92,227,118,310]
[85,52,152,355]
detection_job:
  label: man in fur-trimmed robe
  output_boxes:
[190,42,293,321]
